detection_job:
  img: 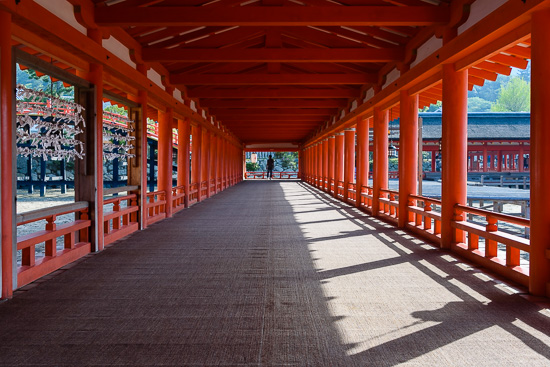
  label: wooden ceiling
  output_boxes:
[91,0,452,144]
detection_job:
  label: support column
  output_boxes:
[328,136,336,194]
[334,133,344,198]
[158,108,173,217]
[519,144,524,172]
[356,119,369,208]
[316,143,321,188]
[202,130,210,198]
[177,118,190,207]
[398,91,419,227]
[441,64,468,249]
[211,134,217,193]
[322,139,329,191]
[483,145,488,173]
[343,129,355,202]
[530,8,550,297]
[373,107,389,216]
[0,10,15,298]
[191,125,202,201]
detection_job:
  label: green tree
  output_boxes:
[468,97,492,112]
[491,77,530,112]
[421,100,442,112]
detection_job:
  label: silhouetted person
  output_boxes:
[266,155,274,179]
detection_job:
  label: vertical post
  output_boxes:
[202,129,210,198]
[398,91,419,227]
[373,107,389,216]
[418,117,423,196]
[328,136,336,194]
[334,133,344,198]
[315,143,321,187]
[322,139,328,191]
[356,119,369,208]
[0,10,15,298]
[157,108,173,217]
[192,125,202,201]
[343,128,355,203]
[177,118,190,207]
[530,8,550,297]
[441,63,468,249]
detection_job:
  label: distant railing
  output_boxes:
[146,190,166,225]
[200,180,208,199]
[360,185,373,212]
[189,183,199,205]
[245,171,299,179]
[407,194,442,244]
[330,178,335,195]
[379,188,399,224]
[172,185,186,213]
[347,183,356,203]
[16,202,91,288]
[452,204,530,286]
[104,189,139,246]
[336,180,344,199]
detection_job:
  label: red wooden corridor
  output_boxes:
[1,1,550,364]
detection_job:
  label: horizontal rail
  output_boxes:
[104,185,139,196]
[454,204,530,227]
[104,194,139,246]
[17,201,89,225]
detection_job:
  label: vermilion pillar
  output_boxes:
[373,107,389,216]
[322,139,329,191]
[441,64,468,249]
[530,8,550,297]
[177,118,191,207]
[317,143,322,188]
[202,130,210,197]
[192,125,202,201]
[157,108,173,217]
[335,133,345,198]
[398,91,419,227]
[328,136,336,193]
[211,134,217,193]
[356,118,369,208]
[343,129,355,202]
[1,10,14,298]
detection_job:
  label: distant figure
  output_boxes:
[266,155,275,180]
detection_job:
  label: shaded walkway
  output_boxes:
[0,181,549,366]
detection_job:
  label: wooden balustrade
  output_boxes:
[189,183,199,205]
[336,181,344,198]
[245,171,299,179]
[16,202,91,288]
[347,183,356,203]
[379,188,399,223]
[172,185,186,213]
[200,181,208,200]
[330,179,335,194]
[407,194,442,244]
[104,193,139,246]
[146,190,166,225]
[451,204,530,286]
[359,185,373,212]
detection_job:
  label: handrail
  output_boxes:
[17,201,89,225]
[104,185,139,196]
[103,194,139,246]
[409,194,442,206]
[454,204,530,227]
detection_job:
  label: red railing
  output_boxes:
[359,185,373,212]
[200,181,208,200]
[172,185,186,213]
[407,195,442,244]
[189,183,199,205]
[379,188,399,223]
[336,181,345,198]
[347,183,357,203]
[245,171,299,179]
[452,204,530,286]
[104,192,139,246]
[16,202,91,288]
[209,178,216,194]
[146,190,166,225]
[330,179,335,194]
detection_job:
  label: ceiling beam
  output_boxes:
[187,87,359,98]
[171,73,376,85]
[95,6,450,27]
[199,99,348,108]
[210,108,337,115]
[142,48,403,63]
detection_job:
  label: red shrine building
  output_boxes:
[1,1,549,302]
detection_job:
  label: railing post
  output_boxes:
[356,118,369,208]
[344,128,355,203]
[485,216,498,258]
[334,133,344,198]
[177,118,191,207]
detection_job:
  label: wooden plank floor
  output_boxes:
[0,180,549,366]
